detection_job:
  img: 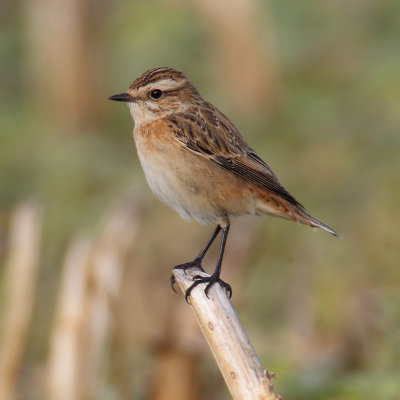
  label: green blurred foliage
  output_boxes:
[0,0,399,399]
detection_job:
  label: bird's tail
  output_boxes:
[256,195,341,237]
[297,209,342,238]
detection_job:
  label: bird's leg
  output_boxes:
[184,223,232,302]
[170,225,221,291]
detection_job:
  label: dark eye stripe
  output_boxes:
[162,89,180,96]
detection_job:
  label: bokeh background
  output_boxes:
[0,0,399,399]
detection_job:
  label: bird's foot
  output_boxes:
[170,259,204,292]
[184,273,232,303]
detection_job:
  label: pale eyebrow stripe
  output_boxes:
[141,78,186,92]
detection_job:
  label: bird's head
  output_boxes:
[109,67,200,126]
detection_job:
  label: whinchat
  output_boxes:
[110,67,340,300]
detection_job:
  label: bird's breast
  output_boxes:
[133,121,206,221]
[132,120,259,224]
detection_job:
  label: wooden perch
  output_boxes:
[172,268,281,400]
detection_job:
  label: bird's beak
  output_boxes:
[109,92,135,102]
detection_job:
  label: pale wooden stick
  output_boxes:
[173,268,281,400]
[0,202,42,400]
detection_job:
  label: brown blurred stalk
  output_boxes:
[24,0,100,130]
[150,346,200,400]
[0,202,43,400]
[195,0,279,114]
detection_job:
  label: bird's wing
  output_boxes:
[168,104,304,209]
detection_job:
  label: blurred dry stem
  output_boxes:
[173,268,281,400]
[83,205,141,399]
[47,203,141,400]
[0,202,43,400]
[47,237,92,400]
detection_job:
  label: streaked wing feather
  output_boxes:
[246,149,279,181]
[168,104,304,210]
[213,156,303,209]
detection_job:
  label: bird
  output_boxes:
[109,67,340,301]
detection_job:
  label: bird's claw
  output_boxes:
[184,274,232,303]
[170,260,204,292]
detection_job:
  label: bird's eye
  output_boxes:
[150,89,163,99]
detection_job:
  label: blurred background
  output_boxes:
[0,0,399,399]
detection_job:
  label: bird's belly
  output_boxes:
[142,161,222,224]
[135,137,256,224]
